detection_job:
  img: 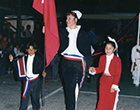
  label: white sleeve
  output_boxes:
[131,46,136,63]
[89,69,96,75]
[111,84,120,92]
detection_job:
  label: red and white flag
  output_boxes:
[33,0,59,66]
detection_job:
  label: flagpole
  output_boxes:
[41,31,46,107]
[41,0,46,104]
[40,0,46,107]
[33,0,59,106]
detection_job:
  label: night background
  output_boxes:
[0,0,140,31]
[0,1,139,77]
[0,0,140,110]
[1,0,140,14]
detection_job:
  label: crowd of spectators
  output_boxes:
[0,21,137,80]
[0,22,44,76]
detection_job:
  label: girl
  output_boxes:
[89,41,122,110]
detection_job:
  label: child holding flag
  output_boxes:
[9,42,46,110]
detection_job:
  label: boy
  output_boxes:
[9,42,46,110]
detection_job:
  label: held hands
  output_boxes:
[89,67,96,73]
[89,67,96,75]
[110,87,115,93]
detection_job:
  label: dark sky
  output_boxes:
[56,0,140,14]
[0,0,140,16]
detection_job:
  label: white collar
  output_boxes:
[106,53,114,59]
[66,25,81,32]
[28,54,35,58]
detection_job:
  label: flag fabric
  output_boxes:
[33,0,59,66]
[32,0,44,14]
[15,56,26,80]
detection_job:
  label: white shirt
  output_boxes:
[89,53,119,91]
[26,54,39,78]
[61,25,84,57]
[104,53,114,75]
[131,45,140,72]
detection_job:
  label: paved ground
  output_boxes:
[0,73,62,110]
[39,90,140,110]
[1,73,140,110]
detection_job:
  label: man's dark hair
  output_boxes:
[106,41,116,49]
[26,42,37,50]
[66,12,78,19]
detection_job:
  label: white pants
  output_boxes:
[132,65,140,86]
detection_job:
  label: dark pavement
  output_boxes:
[0,72,140,110]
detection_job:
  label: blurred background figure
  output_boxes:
[88,26,99,50]
[50,53,60,82]
[13,43,24,58]
[25,25,32,44]
[131,39,140,88]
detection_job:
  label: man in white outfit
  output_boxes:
[131,39,140,88]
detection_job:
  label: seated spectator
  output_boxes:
[21,26,26,38]
[24,25,33,44]
[13,44,24,57]
[5,42,15,57]
[25,25,32,38]
[1,36,8,49]
[11,32,18,47]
